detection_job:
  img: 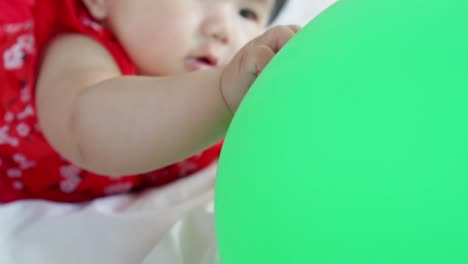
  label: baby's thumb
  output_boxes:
[221,45,276,113]
[250,45,276,77]
[239,45,276,89]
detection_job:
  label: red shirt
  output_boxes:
[0,0,222,203]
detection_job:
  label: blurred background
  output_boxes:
[273,0,336,26]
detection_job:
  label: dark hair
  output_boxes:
[269,0,288,24]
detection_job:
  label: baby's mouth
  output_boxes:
[186,56,218,71]
[198,56,218,66]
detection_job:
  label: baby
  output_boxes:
[0,0,299,202]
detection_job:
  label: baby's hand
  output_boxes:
[220,25,301,113]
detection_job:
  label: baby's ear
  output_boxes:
[82,0,108,20]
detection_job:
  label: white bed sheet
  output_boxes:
[1,164,219,264]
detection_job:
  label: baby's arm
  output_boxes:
[36,26,299,176]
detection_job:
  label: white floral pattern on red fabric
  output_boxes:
[7,168,22,178]
[17,105,34,120]
[3,33,35,70]
[16,123,31,137]
[4,112,14,122]
[60,177,81,193]
[59,164,82,193]
[80,17,104,32]
[13,153,36,170]
[3,45,24,70]
[20,86,31,102]
[177,161,198,176]
[0,126,19,147]
[12,181,24,190]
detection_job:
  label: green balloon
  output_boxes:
[215,0,468,263]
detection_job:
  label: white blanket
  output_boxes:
[0,1,335,263]
[1,164,219,264]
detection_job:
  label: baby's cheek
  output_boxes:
[222,50,240,66]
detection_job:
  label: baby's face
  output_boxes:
[96,0,275,75]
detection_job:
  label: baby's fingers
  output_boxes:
[254,25,300,53]
[248,45,276,76]
[288,24,302,33]
[234,45,274,97]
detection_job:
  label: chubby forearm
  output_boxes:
[72,68,231,176]
[37,25,299,177]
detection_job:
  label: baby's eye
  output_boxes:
[239,8,259,21]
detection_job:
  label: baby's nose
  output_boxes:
[201,5,232,44]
